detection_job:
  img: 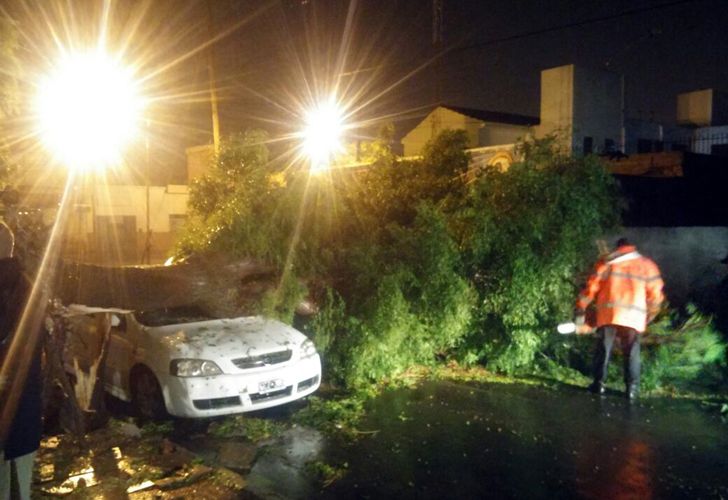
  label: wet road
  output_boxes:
[249,381,728,499]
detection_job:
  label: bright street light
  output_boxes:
[301,96,345,173]
[35,49,143,171]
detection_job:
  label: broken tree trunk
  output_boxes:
[72,312,112,430]
[47,310,114,433]
[55,254,278,317]
[43,319,86,438]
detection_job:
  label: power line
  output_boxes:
[182,0,716,123]
[455,0,705,53]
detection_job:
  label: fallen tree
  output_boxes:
[54,254,281,317]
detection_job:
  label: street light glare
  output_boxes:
[35,50,143,171]
[302,97,344,172]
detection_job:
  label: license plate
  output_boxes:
[258,378,284,393]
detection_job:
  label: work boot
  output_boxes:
[587,382,605,395]
[626,384,639,400]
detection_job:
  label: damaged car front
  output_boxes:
[64,305,321,418]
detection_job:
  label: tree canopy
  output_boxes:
[0,15,20,190]
[179,129,727,391]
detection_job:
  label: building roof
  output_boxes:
[441,105,539,126]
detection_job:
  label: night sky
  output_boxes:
[6,0,728,177]
[206,0,728,138]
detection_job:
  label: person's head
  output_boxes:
[615,237,631,249]
[0,220,14,259]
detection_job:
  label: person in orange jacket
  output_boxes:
[575,238,665,399]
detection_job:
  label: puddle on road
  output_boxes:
[251,381,728,499]
[245,426,324,499]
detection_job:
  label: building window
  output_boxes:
[604,138,615,152]
[169,214,187,233]
[583,137,593,154]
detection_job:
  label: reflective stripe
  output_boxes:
[595,302,648,314]
[606,251,641,265]
[606,271,662,282]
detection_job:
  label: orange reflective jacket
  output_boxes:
[576,245,664,332]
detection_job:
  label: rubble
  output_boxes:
[33,420,255,498]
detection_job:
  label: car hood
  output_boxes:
[148,316,307,360]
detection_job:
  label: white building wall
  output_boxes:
[478,123,529,148]
[402,107,483,156]
[572,65,623,154]
[402,107,532,157]
[73,185,189,234]
[65,184,190,265]
[536,64,574,146]
[537,64,623,155]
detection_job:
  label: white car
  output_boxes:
[62,304,321,418]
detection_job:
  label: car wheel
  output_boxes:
[131,367,167,419]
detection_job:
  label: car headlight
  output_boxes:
[170,359,223,377]
[300,339,317,359]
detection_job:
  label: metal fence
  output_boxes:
[648,132,728,156]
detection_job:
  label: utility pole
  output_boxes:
[433,0,443,46]
[141,118,151,265]
[206,0,221,154]
[432,0,444,105]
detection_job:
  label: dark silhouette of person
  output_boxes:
[1,222,43,500]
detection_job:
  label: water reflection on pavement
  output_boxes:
[251,381,728,499]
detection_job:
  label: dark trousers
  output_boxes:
[592,325,640,388]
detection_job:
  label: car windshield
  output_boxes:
[134,305,211,327]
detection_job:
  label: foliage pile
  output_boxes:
[178,127,726,393]
[292,395,366,436]
[640,305,727,394]
[305,460,347,488]
[208,415,284,442]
